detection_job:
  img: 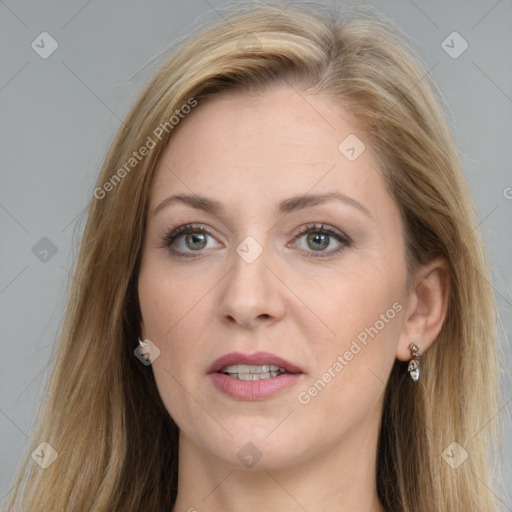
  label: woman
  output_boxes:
[6,2,502,511]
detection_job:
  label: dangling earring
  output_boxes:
[408,343,421,381]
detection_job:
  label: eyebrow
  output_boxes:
[153,191,371,218]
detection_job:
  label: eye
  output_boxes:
[159,222,351,259]
[290,223,351,259]
[159,223,221,258]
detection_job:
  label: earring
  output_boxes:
[407,343,421,381]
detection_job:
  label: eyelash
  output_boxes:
[159,222,352,259]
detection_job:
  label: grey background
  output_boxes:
[1,0,511,507]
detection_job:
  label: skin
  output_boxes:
[138,85,449,512]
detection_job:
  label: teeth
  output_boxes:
[220,364,291,380]
[237,372,270,381]
[229,371,283,381]
[222,364,281,374]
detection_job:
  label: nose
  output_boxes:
[217,238,287,329]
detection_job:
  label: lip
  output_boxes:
[208,351,304,401]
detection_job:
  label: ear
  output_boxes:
[396,256,450,361]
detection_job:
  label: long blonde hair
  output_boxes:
[5,2,501,510]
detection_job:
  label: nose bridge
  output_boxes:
[218,230,285,326]
[230,232,272,294]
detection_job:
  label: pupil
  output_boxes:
[308,233,328,250]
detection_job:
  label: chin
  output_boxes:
[196,421,312,470]
[216,442,306,471]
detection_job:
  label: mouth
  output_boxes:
[208,351,304,401]
[208,351,303,376]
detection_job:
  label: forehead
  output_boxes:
[149,86,394,219]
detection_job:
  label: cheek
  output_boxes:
[138,264,210,426]
[295,317,401,442]
[138,260,197,340]
[299,258,405,412]
[138,271,200,375]
[306,257,404,344]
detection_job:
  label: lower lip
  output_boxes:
[209,372,303,401]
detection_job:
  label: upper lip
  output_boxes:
[208,351,303,374]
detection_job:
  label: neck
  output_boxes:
[171,409,386,512]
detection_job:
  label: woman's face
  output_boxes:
[138,86,410,469]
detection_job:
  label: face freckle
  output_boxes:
[137,85,409,470]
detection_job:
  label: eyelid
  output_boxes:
[292,223,351,243]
